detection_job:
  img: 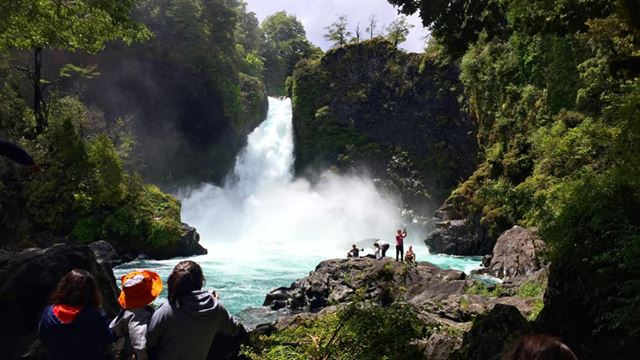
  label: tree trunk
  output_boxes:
[33,47,46,135]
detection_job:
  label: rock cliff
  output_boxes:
[290,39,477,209]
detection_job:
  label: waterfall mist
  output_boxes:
[179,97,403,260]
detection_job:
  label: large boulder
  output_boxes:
[425,216,493,255]
[452,304,533,360]
[263,258,470,312]
[0,244,119,360]
[482,226,546,280]
[176,223,208,257]
[89,240,121,266]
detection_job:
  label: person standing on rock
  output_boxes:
[395,228,407,262]
[38,269,113,360]
[146,260,245,360]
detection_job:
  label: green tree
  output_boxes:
[388,0,507,57]
[0,0,150,134]
[261,11,319,96]
[385,16,414,46]
[324,15,352,48]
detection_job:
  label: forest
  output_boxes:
[1,0,639,359]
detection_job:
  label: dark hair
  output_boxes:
[502,334,578,360]
[49,269,101,308]
[168,260,204,303]
[374,243,380,248]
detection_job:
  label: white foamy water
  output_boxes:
[115,97,481,316]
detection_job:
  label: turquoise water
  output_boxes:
[112,243,481,316]
[113,98,484,317]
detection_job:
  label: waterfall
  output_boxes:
[179,97,402,259]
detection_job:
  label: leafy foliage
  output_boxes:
[260,11,321,96]
[242,301,424,360]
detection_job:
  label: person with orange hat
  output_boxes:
[110,270,163,360]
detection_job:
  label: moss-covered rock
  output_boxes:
[290,39,477,207]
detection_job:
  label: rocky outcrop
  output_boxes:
[89,240,121,266]
[257,257,540,360]
[424,204,493,255]
[480,226,546,280]
[175,223,208,257]
[0,244,119,360]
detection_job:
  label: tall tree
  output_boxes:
[366,14,380,39]
[386,16,414,46]
[0,0,149,135]
[260,11,319,96]
[324,15,352,48]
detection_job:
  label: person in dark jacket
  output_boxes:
[147,260,245,360]
[0,138,39,172]
[38,269,113,360]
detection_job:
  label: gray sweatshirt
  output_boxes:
[147,290,244,360]
[110,307,154,359]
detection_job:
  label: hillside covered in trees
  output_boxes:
[0,1,318,251]
[283,0,640,358]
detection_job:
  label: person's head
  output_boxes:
[352,244,357,249]
[409,245,413,250]
[374,243,380,248]
[49,269,101,308]
[397,229,402,234]
[168,260,204,303]
[502,334,578,360]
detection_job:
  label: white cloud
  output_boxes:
[244,0,429,53]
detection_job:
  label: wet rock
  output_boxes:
[176,223,208,257]
[0,244,119,360]
[88,240,121,266]
[424,208,494,255]
[483,226,546,280]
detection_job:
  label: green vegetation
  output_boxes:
[0,0,150,134]
[515,277,547,298]
[464,282,506,297]
[392,0,640,354]
[242,301,424,360]
[260,11,322,96]
[290,38,476,206]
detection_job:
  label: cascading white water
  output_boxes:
[179,97,402,259]
[115,97,482,319]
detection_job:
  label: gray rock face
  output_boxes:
[484,226,546,280]
[263,258,470,312]
[0,244,119,359]
[424,204,494,256]
[425,217,493,255]
[89,240,121,266]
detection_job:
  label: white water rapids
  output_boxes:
[115,97,481,318]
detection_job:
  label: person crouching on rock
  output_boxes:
[38,269,113,360]
[110,270,163,360]
[395,228,407,262]
[147,260,245,360]
[347,244,361,258]
[405,245,416,264]
[374,239,390,259]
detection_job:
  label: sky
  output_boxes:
[243,0,429,53]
